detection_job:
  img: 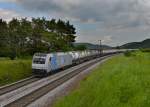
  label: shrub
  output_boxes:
[124,51,135,57]
[140,48,150,53]
[9,52,17,60]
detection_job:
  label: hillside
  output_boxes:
[120,39,150,49]
[74,43,112,50]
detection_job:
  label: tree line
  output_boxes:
[0,18,76,59]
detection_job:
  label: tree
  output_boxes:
[8,18,21,58]
[64,21,76,46]
[0,19,8,47]
[65,21,76,35]
[0,19,9,57]
[46,19,56,32]
[0,18,77,58]
[19,18,32,54]
[30,18,47,53]
[45,19,76,52]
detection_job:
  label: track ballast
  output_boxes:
[5,54,116,107]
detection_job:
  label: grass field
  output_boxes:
[54,52,150,107]
[0,58,32,86]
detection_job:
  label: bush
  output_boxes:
[124,51,135,57]
[9,52,17,60]
[0,48,17,60]
[140,48,150,53]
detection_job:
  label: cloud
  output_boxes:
[0,0,17,2]
[1,0,150,45]
[102,36,113,43]
[0,8,22,21]
[11,0,150,28]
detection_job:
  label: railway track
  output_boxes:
[4,54,115,107]
[0,77,40,96]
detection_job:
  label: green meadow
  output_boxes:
[54,51,150,107]
[0,58,32,86]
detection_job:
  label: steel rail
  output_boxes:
[5,54,115,107]
[0,77,40,96]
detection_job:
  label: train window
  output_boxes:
[33,58,46,64]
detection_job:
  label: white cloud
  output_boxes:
[0,8,22,21]
[13,0,150,27]
[1,0,150,45]
[102,36,113,44]
[0,0,17,2]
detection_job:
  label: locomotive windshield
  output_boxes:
[33,58,46,64]
[34,53,47,57]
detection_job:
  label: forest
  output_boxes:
[0,18,76,59]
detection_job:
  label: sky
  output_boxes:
[0,0,150,46]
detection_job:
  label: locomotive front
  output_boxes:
[32,53,48,76]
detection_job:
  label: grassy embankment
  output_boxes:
[0,58,32,86]
[54,51,150,107]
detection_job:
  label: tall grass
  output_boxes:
[54,52,150,107]
[0,59,32,86]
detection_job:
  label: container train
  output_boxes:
[32,50,124,77]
